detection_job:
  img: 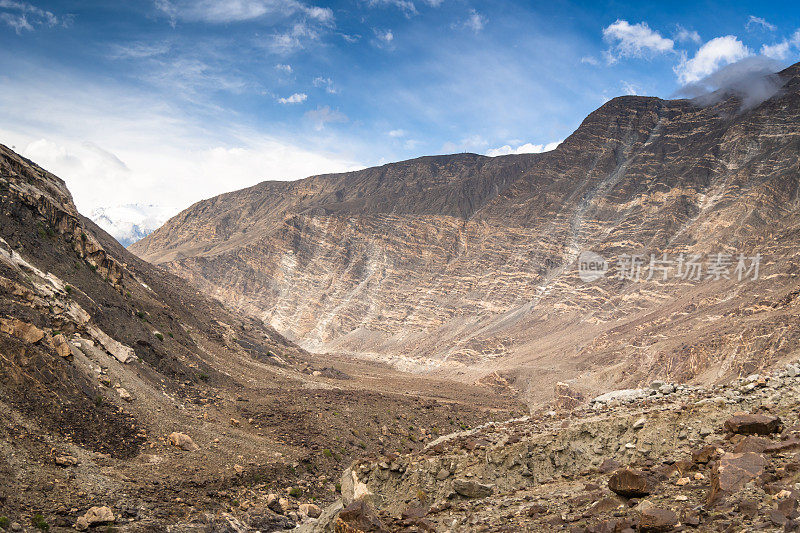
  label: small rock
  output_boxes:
[299,503,321,518]
[633,417,646,430]
[117,387,132,402]
[54,454,79,467]
[167,432,198,451]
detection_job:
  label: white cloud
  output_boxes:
[304,105,347,130]
[760,29,800,60]
[674,25,701,44]
[365,0,417,17]
[0,0,67,33]
[621,81,639,95]
[375,28,393,42]
[387,129,406,137]
[0,68,363,228]
[277,92,307,104]
[746,15,777,32]
[442,135,487,153]
[313,76,337,94]
[580,56,600,66]
[269,21,325,54]
[275,63,293,73]
[462,9,486,33]
[674,35,751,84]
[486,140,561,157]
[154,0,331,24]
[602,20,674,64]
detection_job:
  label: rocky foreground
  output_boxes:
[304,364,800,532]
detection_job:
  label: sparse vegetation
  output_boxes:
[64,284,72,294]
[154,332,164,341]
[0,517,9,530]
[198,372,210,382]
[289,487,302,497]
[31,514,48,531]
[322,448,333,458]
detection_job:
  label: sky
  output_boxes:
[1,0,799,242]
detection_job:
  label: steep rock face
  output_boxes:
[132,63,800,403]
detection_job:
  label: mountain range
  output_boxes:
[132,62,800,406]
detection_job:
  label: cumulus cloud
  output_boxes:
[304,105,347,130]
[602,20,674,63]
[746,15,776,32]
[277,92,307,104]
[674,35,751,84]
[0,0,68,33]
[275,63,293,73]
[761,29,800,60]
[486,140,561,157]
[674,55,785,110]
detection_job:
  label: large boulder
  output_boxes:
[0,317,44,344]
[52,333,72,358]
[341,468,373,507]
[453,479,494,498]
[639,507,679,532]
[75,506,114,530]
[608,468,651,498]
[335,500,387,532]
[724,413,782,435]
[708,452,767,504]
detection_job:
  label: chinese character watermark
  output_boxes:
[578,251,761,283]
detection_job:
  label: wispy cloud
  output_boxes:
[278,92,307,104]
[372,28,395,49]
[461,9,486,33]
[0,0,68,34]
[746,15,777,32]
[154,0,331,24]
[674,25,701,44]
[602,20,674,64]
[275,63,293,73]
[304,105,347,130]
[313,76,337,94]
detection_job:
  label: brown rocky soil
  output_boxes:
[317,365,800,532]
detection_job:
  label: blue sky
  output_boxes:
[1,0,799,239]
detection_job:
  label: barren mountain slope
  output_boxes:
[132,63,800,404]
[0,144,523,531]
